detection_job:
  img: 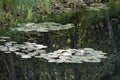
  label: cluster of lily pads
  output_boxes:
[0,36,10,42]
[86,3,109,11]
[0,36,107,63]
[35,48,107,63]
[0,40,47,59]
[11,22,74,32]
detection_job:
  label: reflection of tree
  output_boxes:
[1,53,16,80]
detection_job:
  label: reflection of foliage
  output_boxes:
[65,1,120,51]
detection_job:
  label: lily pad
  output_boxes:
[15,52,24,55]
[21,54,32,59]
[0,38,107,63]
[0,41,47,59]
[11,22,74,32]
[0,46,8,52]
[0,39,7,42]
[39,48,107,63]
[0,36,10,43]
[0,36,10,40]
[86,3,109,11]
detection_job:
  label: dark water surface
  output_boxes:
[0,27,111,80]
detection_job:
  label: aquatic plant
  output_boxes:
[35,48,107,63]
[11,22,74,32]
[0,40,47,58]
[86,3,109,11]
[0,36,10,42]
[0,36,107,63]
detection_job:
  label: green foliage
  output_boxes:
[0,28,25,41]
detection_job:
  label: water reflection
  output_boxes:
[0,52,104,80]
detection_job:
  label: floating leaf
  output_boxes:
[11,22,74,32]
[21,54,31,59]
[15,52,24,55]
[83,58,101,63]
[0,36,10,40]
[86,3,109,11]
[0,40,47,59]
[0,36,10,43]
[39,48,107,63]
[0,38,107,63]
[8,46,20,52]
[0,39,7,42]
[0,46,8,52]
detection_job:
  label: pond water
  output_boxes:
[0,25,109,80]
[0,0,120,79]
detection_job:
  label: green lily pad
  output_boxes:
[0,40,47,59]
[86,3,109,11]
[0,38,107,63]
[0,46,8,52]
[39,48,107,63]
[21,54,32,59]
[15,52,24,55]
[11,22,74,32]
[0,36,10,40]
[0,39,7,42]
